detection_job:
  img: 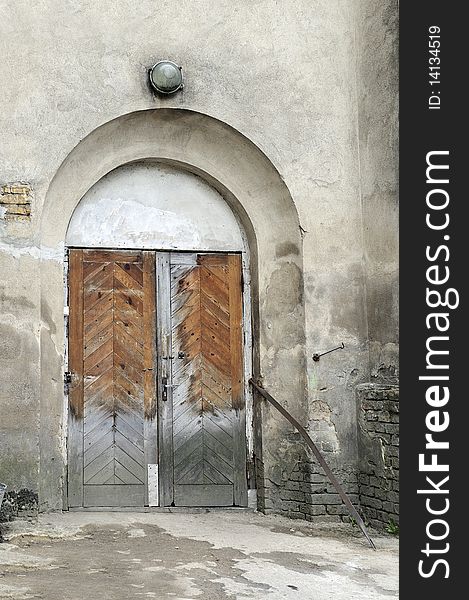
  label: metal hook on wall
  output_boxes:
[312,342,345,362]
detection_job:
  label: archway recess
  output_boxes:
[39,108,306,512]
[66,161,245,252]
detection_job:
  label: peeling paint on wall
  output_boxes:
[0,241,64,262]
[66,163,244,251]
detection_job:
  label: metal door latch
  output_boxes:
[161,376,174,401]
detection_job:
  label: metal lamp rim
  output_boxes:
[149,60,183,95]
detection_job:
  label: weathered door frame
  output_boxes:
[64,246,253,509]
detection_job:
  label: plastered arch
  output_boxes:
[39,109,306,511]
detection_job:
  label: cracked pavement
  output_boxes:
[0,511,398,599]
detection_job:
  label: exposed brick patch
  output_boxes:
[357,384,399,531]
[0,183,32,220]
[254,386,398,531]
[279,457,359,523]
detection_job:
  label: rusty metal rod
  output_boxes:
[249,378,376,550]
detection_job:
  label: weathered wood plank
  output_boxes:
[113,314,143,345]
[204,411,233,442]
[114,263,144,295]
[115,461,144,485]
[84,310,113,345]
[86,459,116,485]
[84,429,114,466]
[157,253,174,506]
[173,484,233,507]
[114,323,144,356]
[84,325,113,359]
[83,409,113,439]
[204,451,234,483]
[174,457,204,484]
[84,338,114,373]
[114,338,144,374]
[83,250,143,262]
[114,294,144,327]
[83,261,105,282]
[68,249,85,506]
[114,432,145,468]
[114,416,145,452]
[204,428,234,464]
[228,254,247,506]
[203,459,232,484]
[84,445,115,482]
[114,446,145,482]
[114,401,145,436]
[83,290,113,323]
[114,278,144,315]
[84,274,114,313]
[84,369,113,400]
[83,484,144,507]
[173,429,203,468]
[121,261,144,286]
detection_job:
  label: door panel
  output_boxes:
[68,249,246,508]
[164,253,247,506]
[68,249,156,507]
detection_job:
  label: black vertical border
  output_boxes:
[400,3,465,595]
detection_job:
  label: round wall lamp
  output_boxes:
[149,60,183,95]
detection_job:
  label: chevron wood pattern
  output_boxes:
[68,249,155,507]
[69,249,245,508]
[170,254,245,505]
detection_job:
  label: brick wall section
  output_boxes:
[357,384,399,530]
[0,183,32,220]
[279,456,359,523]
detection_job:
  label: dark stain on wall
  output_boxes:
[262,262,304,349]
[275,242,300,258]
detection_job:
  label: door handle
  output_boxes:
[161,376,174,401]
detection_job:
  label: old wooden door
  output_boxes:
[68,249,156,507]
[159,253,247,507]
[68,249,247,508]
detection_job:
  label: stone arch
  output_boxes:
[39,108,306,511]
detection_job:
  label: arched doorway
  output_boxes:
[65,162,251,508]
[39,109,305,514]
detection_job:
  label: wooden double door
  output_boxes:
[67,249,247,508]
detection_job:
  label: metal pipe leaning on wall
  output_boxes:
[249,379,376,550]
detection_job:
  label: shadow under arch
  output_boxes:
[39,108,307,512]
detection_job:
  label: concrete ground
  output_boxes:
[0,510,398,600]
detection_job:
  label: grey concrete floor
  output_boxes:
[0,511,398,600]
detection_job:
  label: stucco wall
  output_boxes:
[0,0,398,516]
[357,0,399,383]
